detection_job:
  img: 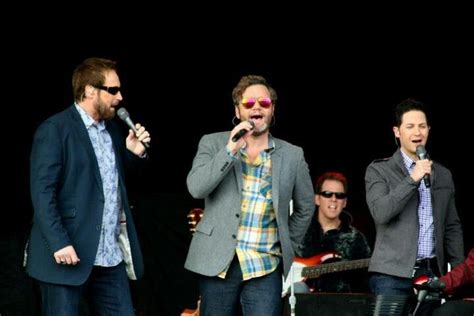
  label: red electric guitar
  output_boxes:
[282,252,370,296]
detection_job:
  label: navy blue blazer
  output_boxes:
[27,105,144,286]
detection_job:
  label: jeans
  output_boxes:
[370,273,413,296]
[199,256,282,316]
[370,273,440,316]
[39,261,134,316]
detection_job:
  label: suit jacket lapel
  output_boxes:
[271,147,282,216]
[107,122,126,190]
[68,106,104,195]
[234,159,243,193]
[393,149,410,177]
[430,165,436,188]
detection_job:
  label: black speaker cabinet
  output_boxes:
[283,293,411,316]
[282,293,374,316]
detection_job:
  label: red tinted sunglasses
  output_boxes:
[241,97,273,109]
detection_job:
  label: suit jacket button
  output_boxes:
[235,214,240,218]
[96,225,101,231]
[232,234,236,239]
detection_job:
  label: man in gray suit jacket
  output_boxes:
[365,99,464,315]
[185,75,315,315]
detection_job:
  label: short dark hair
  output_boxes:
[231,75,277,106]
[314,172,348,194]
[393,98,429,127]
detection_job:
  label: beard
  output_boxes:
[95,99,115,121]
[251,115,272,136]
[252,122,269,136]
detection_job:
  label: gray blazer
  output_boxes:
[365,149,464,278]
[185,132,315,278]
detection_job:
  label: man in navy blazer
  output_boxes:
[185,75,315,315]
[27,57,151,315]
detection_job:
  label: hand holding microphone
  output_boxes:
[227,120,255,155]
[117,107,151,154]
[232,120,255,142]
[415,145,432,188]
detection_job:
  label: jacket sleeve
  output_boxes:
[440,249,474,295]
[442,172,465,268]
[187,134,235,199]
[365,162,419,225]
[288,148,315,248]
[30,121,71,253]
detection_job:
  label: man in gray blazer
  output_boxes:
[365,99,464,315]
[185,75,315,315]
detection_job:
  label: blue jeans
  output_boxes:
[39,262,134,316]
[199,256,282,316]
[369,273,413,295]
[370,273,440,316]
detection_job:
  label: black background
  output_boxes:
[6,29,472,248]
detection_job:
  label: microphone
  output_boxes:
[231,120,255,142]
[415,145,431,188]
[117,107,150,149]
[417,289,428,303]
[413,275,445,303]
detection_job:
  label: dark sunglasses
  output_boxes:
[96,86,121,95]
[241,97,272,109]
[319,191,347,199]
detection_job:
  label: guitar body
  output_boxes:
[282,251,370,297]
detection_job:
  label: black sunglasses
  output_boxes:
[319,191,347,199]
[96,86,121,95]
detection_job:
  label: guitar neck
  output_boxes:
[302,258,370,279]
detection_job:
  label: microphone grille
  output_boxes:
[248,120,255,128]
[416,145,427,156]
[117,107,129,120]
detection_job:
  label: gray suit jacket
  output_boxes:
[365,149,464,278]
[185,132,315,278]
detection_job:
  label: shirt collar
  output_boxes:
[265,135,276,154]
[400,149,416,171]
[74,103,105,131]
[239,134,276,155]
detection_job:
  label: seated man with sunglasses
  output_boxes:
[297,172,372,293]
